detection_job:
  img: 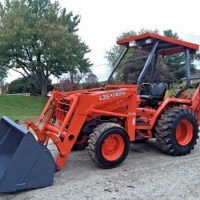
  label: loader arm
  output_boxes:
[28,85,138,169]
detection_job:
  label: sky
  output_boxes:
[6,0,200,82]
[57,0,200,81]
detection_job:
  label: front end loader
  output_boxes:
[0,33,199,192]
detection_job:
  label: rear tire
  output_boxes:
[87,123,130,169]
[155,107,199,155]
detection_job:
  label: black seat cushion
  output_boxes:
[151,83,167,101]
[140,83,167,101]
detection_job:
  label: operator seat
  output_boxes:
[140,83,167,101]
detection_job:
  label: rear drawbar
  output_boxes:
[0,116,56,192]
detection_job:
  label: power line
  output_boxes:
[91,56,148,68]
[91,63,110,67]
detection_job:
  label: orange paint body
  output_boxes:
[28,84,200,170]
[27,33,200,170]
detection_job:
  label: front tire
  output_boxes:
[155,107,199,155]
[87,123,130,169]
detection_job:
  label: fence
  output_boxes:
[4,93,31,96]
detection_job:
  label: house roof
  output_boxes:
[182,74,200,80]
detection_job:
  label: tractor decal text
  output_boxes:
[99,91,126,101]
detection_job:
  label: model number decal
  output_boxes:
[99,91,126,101]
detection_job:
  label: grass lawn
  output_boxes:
[0,88,196,121]
[166,88,196,98]
[0,95,48,121]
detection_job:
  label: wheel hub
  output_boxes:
[102,134,125,161]
[176,119,193,146]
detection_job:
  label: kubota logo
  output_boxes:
[99,91,126,100]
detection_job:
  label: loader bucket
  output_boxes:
[0,116,56,192]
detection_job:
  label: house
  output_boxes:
[181,74,200,87]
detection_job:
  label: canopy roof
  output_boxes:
[116,33,199,55]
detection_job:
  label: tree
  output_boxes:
[194,52,200,69]
[85,72,98,83]
[54,79,78,91]
[81,72,100,88]
[0,66,7,86]
[0,0,91,96]
[196,53,200,60]
[105,31,137,67]
[163,29,196,83]
[8,76,52,95]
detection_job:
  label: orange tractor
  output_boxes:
[0,33,199,192]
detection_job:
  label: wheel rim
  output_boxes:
[176,120,193,145]
[101,133,125,161]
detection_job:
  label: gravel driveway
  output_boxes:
[1,138,200,200]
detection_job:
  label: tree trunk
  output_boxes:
[41,79,48,96]
[35,71,48,96]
